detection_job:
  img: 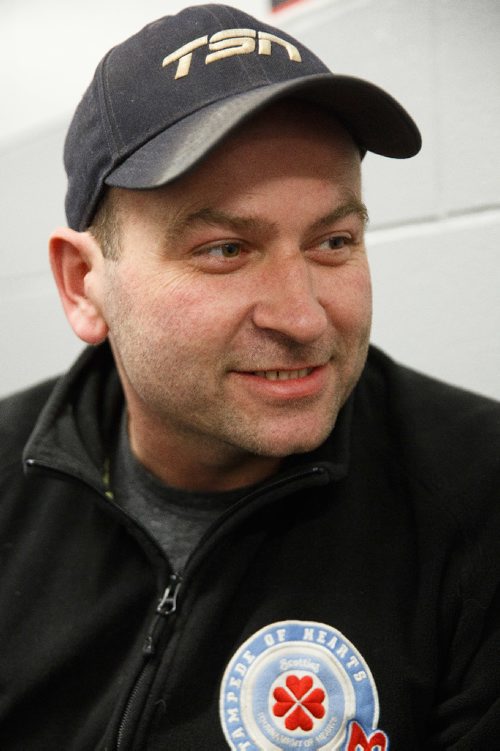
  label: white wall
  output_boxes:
[1,0,499,399]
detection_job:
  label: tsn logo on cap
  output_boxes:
[162,28,302,79]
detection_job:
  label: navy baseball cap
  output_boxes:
[64,3,421,231]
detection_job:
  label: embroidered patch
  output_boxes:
[219,620,389,750]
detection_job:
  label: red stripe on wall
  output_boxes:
[272,0,309,12]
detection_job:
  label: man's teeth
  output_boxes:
[256,368,313,381]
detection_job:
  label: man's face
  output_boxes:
[97,102,372,483]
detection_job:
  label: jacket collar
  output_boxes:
[23,344,123,493]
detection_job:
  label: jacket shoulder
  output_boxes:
[359,347,500,498]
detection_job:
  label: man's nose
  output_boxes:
[251,254,328,344]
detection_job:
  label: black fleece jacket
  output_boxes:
[0,344,499,750]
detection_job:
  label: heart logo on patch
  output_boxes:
[273,673,326,731]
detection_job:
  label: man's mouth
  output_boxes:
[231,363,330,401]
[251,368,314,381]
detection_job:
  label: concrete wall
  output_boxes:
[1,0,499,399]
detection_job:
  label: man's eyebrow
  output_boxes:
[166,207,269,242]
[308,199,369,233]
[166,199,369,242]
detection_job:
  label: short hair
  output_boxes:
[88,188,121,260]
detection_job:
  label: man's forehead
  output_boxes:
[173,99,361,190]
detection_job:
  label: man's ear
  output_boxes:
[49,227,109,344]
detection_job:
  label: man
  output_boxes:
[0,4,498,750]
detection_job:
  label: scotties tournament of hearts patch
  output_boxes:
[220,620,389,750]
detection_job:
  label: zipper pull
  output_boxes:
[143,573,182,657]
[156,572,182,615]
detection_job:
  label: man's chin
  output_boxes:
[246,421,337,460]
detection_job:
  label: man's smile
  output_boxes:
[251,367,315,381]
[230,364,332,401]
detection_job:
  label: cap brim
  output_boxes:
[105,72,421,191]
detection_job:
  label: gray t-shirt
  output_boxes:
[110,413,249,572]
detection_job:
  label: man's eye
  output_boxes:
[207,242,241,258]
[320,235,349,250]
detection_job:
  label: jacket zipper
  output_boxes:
[116,573,182,750]
[112,469,325,747]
